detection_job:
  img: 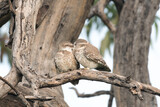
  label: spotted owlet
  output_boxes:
[74,39,111,72]
[54,41,80,85]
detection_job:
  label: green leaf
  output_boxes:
[154,22,158,39]
[100,31,113,56]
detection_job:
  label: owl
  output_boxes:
[74,39,111,72]
[54,41,80,85]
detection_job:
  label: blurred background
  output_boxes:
[0,2,160,107]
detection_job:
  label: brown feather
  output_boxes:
[84,44,111,71]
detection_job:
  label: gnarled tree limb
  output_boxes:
[10,0,93,106]
[0,64,22,98]
[0,75,31,107]
[70,87,114,106]
[40,69,160,100]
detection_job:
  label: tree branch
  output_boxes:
[0,76,31,107]
[25,96,55,101]
[0,0,10,27]
[0,65,22,98]
[8,0,16,15]
[70,87,113,98]
[88,0,116,33]
[40,70,160,100]
[108,86,114,107]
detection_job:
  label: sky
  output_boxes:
[0,8,160,107]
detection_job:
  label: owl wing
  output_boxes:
[76,59,80,69]
[84,44,106,66]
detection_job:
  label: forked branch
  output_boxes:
[40,69,160,100]
[1,68,160,102]
[88,0,116,33]
[70,87,114,107]
[0,76,31,107]
[70,87,113,98]
[0,65,21,98]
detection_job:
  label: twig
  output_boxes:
[39,69,160,100]
[0,76,31,107]
[8,0,16,15]
[25,95,55,101]
[88,0,116,33]
[97,12,116,33]
[7,10,15,48]
[108,86,114,107]
[0,76,18,94]
[70,87,113,98]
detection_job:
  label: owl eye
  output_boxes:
[80,44,86,47]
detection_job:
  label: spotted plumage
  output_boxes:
[74,39,111,72]
[54,41,79,85]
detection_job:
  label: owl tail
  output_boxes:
[71,79,79,85]
[97,65,111,72]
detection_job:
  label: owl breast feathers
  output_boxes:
[55,50,79,72]
[54,41,79,85]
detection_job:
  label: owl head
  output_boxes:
[58,41,74,52]
[74,39,88,48]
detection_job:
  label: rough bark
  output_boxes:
[113,0,160,107]
[0,0,160,106]
[0,0,93,106]
[39,70,160,98]
[0,0,10,27]
[0,64,21,98]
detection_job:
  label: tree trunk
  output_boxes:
[113,0,160,107]
[0,0,93,106]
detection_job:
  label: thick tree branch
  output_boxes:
[70,87,113,98]
[0,76,31,107]
[88,0,116,33]
[40,70,160,100]
[0,65,22,98]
